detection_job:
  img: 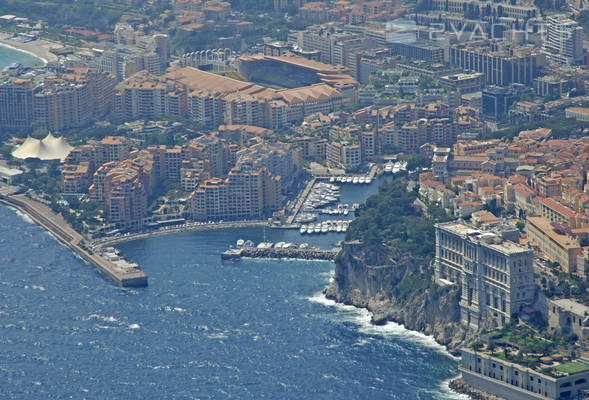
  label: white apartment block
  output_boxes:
[543,16,585,65]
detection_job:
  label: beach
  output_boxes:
[0,32,61,63]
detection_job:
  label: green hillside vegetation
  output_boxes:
[0,0,127,30]
[346,175,453,261]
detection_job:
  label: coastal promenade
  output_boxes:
[0,193,147,287]
[94,220,268,247]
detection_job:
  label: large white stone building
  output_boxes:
[434,222,536,329]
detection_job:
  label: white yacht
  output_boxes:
[352,177,359,184]
[359,177,365,184]
[300,225,307,234]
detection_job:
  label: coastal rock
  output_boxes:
[324,241,477,354]
[449,379,503,400]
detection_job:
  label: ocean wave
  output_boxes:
[308,292,456,357]
[14,209,34,224]
[85,314,118,323]
[438,376,470,400]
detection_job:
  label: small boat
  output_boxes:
[314,225,321,233]
[346,177,353,183]
[365,177,372,184]
[359,177,365,184]
[384,163,393,173]
[329,177,335,183]
[336,224,343,233]
[352,177,359,184]
[274,242,285,249]
[236,239,245,247]
[300,225,307,234]
[299,243,309,249]
[343,209,349,216]
[244,240,254,247]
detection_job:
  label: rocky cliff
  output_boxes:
[324,241,477,354]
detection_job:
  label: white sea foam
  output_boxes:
[308,292,456,357]
[14,209,34,224]
[86,314,118,323]
[439,376,471,400]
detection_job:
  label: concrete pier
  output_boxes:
[0,193,147,287]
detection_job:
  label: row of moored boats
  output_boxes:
[300,220,349,234]
[384,161,408,174]
[329,176,372,184]
[236,239,311,250]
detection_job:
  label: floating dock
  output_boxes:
[0,193,147,288]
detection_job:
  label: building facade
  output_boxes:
[435,222,536,328]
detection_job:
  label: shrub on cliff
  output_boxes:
[346,176,451,261]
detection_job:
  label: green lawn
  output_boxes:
[554,362,589,375]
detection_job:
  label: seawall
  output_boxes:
[0,194,147,288]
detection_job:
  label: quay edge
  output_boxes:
[0,194,147,288]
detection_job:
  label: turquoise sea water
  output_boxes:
[0,43,44,69]
[0,178,467,399]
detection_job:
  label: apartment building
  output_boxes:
[0,68,116,131]
[89,156,155,228]
[439,72,485,93]
[428,0,538,19]
[0,78,35,129]
[187,166,282,221]
[450,41,545,86]
[543,16,585,65]
[435,221,536,328]
[236,142,294,192]
[326,140,361,171]
[540,198,588,229]
[526,216,581,273]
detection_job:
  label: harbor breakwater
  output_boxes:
[224,247,339,261]
[0,194,147,287]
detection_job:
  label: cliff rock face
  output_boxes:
[324,242,476,353]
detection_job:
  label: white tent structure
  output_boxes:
[11,133,73,162]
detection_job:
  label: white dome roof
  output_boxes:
[12,134,73,161]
